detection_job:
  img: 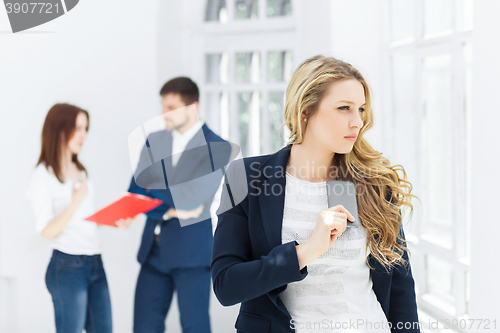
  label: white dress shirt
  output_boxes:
[171,120,204,167]
[26,163,101,255]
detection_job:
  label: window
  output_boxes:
[206,53,229,84]
[202,0,295,157]
[235,0,259,19]
[268,50,293,82]
[386,0,472,328]
[205,0,228,22]
[236,52,260,83]
[266,0,292,17]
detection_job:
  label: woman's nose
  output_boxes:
[351,113,363,128]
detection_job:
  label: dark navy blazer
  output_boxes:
[128,123,232,269]
[211,144,420,333]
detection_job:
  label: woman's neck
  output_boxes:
[287,143,336,183]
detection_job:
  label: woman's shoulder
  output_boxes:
[225,145,292,182]
[226,154,273,178]
[27,163,55,196]
[31,163,54,181]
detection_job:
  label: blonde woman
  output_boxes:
[211,55,420,332]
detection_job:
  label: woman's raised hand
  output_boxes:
[296,204,354,270]
[310,204,354,254]
[176,205,205,220]
[71,171,88,205]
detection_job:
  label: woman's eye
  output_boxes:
[339,106,365,112]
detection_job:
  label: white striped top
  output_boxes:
[279,172,391,333]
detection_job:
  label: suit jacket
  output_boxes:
[128,123,233,269]
[211,143,420,333]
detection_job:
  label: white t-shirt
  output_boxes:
[26,163,101,255]
[279,172,390,333]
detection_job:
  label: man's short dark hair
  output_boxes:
[159,77,199,106]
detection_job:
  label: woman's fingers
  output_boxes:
[327,204,355,221]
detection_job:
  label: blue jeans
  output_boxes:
[45,250,112,333]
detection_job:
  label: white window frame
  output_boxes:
[382,0,472,331]
[200,0,296,156]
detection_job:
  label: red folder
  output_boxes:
[85,192,163,227]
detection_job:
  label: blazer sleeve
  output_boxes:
[211,161,308,307]
[388,190,420,332]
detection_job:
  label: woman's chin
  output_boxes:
[338,145,355,154]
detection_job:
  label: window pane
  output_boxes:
[423,0,454,37]
[465,270,470,314]
[205,0,227,22]
[464,42,472,259]
[462,0,473,30]
[268,91,286,152]
[220,91,229,139]
[391,52,418,207]
[238,92,261,157]
[236,52,260,83]
[205,91,229,139]
[389,0,416,42]
[422,54,453,248]
[268,51,293,82]
[205,91,230,140]
[205,92,222,132]
[426,254,455,305]
[238,92,250,157]
[235,0,259,20]
[206,53,229,84]
[267,0,292,17]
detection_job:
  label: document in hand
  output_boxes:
[85,192,163,227]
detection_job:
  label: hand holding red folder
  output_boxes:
[85,192,163,227]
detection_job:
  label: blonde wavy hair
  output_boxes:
[281,54,419,271]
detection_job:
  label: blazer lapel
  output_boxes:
[163,131,174,176]
[257,144,293,250]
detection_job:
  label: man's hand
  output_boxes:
[115,216,136,229]
[170,205,205,220]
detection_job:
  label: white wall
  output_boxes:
[0,1,159,332]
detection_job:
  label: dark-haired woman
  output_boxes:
[27,103,113,333]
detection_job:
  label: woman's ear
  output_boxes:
[302,110,309,122]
